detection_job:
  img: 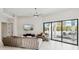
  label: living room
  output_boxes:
[0,8,79,50]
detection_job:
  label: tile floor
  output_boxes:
[39,40,79,50]
[0,40,79,50]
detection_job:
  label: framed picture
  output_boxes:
[23,24,33,31]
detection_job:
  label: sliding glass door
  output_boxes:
[52,21,61,41]
[62,20,78,44]
[43,22,51,39]
[43,19,78,45]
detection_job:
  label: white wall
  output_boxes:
[13,17,18,36]
[16,9,79,36]
[17,16,43,36]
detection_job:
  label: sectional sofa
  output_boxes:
[0,36,42,50]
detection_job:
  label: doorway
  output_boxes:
[1,23,7,37]
[1,22,13,38]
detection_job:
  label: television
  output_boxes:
[23,24,33,31]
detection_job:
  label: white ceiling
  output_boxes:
[4,8,68,17]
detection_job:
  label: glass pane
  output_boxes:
[52,22,61,41]
[62,20,77,44]
[44,23,51,39]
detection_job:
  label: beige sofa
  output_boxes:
[0,37,28,50]
[2,36,42,50]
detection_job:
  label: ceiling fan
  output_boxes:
[33,8,39,17]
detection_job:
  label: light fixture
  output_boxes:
[34,8,39,17]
